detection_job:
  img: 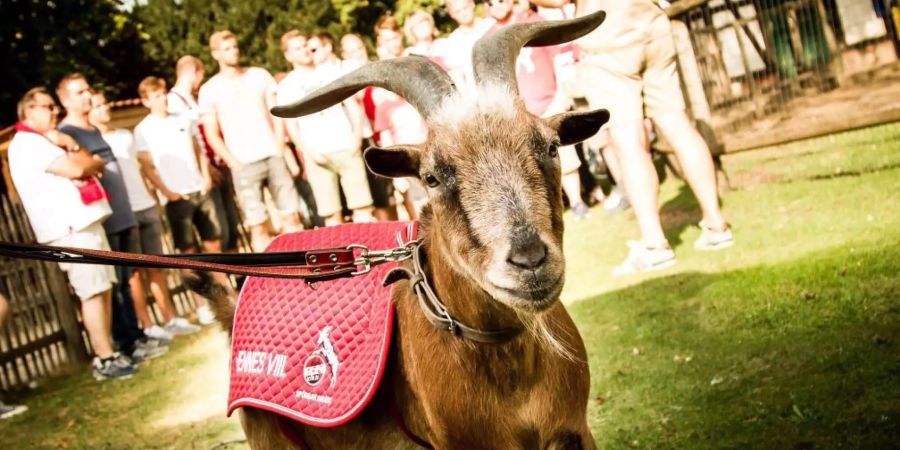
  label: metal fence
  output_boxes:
[668,0,900,151]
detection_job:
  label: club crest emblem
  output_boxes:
[303,326,341,388]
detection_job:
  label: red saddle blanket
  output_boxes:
[228,221,417,427]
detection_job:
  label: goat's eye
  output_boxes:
[424,173,441,188]
[548,143,559,158]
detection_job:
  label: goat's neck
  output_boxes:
[423,225,522,334]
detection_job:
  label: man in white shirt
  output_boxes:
[199,30,302,250]
[168,55,241,255]
[90,91,200,339]
[8,87,135,381]
[442,0,496,91]
[277,31,374,225]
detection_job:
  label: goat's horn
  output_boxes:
[271,56,455,122]
[472,11,606,92]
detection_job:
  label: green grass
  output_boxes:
[1,123,899,449]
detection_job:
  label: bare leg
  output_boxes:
[250,223,272,253]
[82,291,114,358]
[372,207,398,222]
[351,207,376,223]
[324,213,344,226]
[280,212,304,233]
[146,268,176,322]
[608,120,667,246]
[181,246,211,309]
[562,171,584,207]
[652,111,727,229]
[201,240,234,292]
[129,270,154,330]
[401,192,419,221]
[601,145,623,184]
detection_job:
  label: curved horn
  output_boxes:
[472,10,606,92]
[271,56,455,122]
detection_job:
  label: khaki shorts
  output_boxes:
[233,156,301,226]
[50,221,116,301]
[577,13,686,126]
[305,149,373,217]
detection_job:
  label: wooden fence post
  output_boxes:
[45,266,90,365]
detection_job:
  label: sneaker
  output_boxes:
[0,402,27,420]
[612,241,677,276]
[196,305,216,326]
[694,222,734,250]
[165,317,201,335]
[131,338,168,362]
[144,325,174,343]
[572,203,591,219]
[92,356,137,381]
[603,187,630,215]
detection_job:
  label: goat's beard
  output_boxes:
[517,309,580,362]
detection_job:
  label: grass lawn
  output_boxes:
[1,123,898,449]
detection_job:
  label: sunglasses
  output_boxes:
[30,103,59,112]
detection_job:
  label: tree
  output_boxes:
[0,0,152,125]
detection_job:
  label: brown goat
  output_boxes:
[192,12,610,450]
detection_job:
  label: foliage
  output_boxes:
[0,0,152,125]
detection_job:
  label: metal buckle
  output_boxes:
[348,242,418,276]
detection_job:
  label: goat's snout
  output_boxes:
[507,232,547,270]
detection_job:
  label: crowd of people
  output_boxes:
[2,0,734,390]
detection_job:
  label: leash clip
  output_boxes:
[348,242,418,276]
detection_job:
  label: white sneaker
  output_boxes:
[612,241,677,276]
[144,325,174,343]
[694,222,734,250]
[165,317,201,335]
[196,305,216,326]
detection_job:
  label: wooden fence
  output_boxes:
[667,0,900,151]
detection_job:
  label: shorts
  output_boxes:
[164,192,220,250]
[305,149,373,217]
[577,13,686,127]
[232,156,301,226]
[49,221,116,301]
[134,207,164,255]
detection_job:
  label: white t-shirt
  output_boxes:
[439,19,495,92]
[8,131,112,243]
[133,114,205,196]
[103,128,156,212]
[276,62,357,154]
[198,67,281,164]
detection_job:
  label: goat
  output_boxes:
[191,11,610,449]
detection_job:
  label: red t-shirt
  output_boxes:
[491,13,566,116]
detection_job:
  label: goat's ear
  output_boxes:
[547,108,610,146]
[364,145,422,178]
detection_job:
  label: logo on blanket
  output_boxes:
[303,326,341,388]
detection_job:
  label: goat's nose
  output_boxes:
[507,234,547,270]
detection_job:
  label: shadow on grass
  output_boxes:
[570,241,900,449]
[659,184,701,249]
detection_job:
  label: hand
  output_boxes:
[165,191,188,202]
[202,177,214,195]
[45,130,80,152]
[284,153,301,178]
[226,158,244,172]
[306,150,328,166]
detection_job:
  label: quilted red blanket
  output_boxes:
[228,221,417,427]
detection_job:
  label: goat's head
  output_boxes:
[273,12,608,313]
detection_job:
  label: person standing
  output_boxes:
[169,55,242,254]
[57,74,166,363]
[89,91,201,339]
[278,31,374,225]
[442,0,496,90]
[199,31,303,250]
[8,87,135,380]
[532,0,734,274]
